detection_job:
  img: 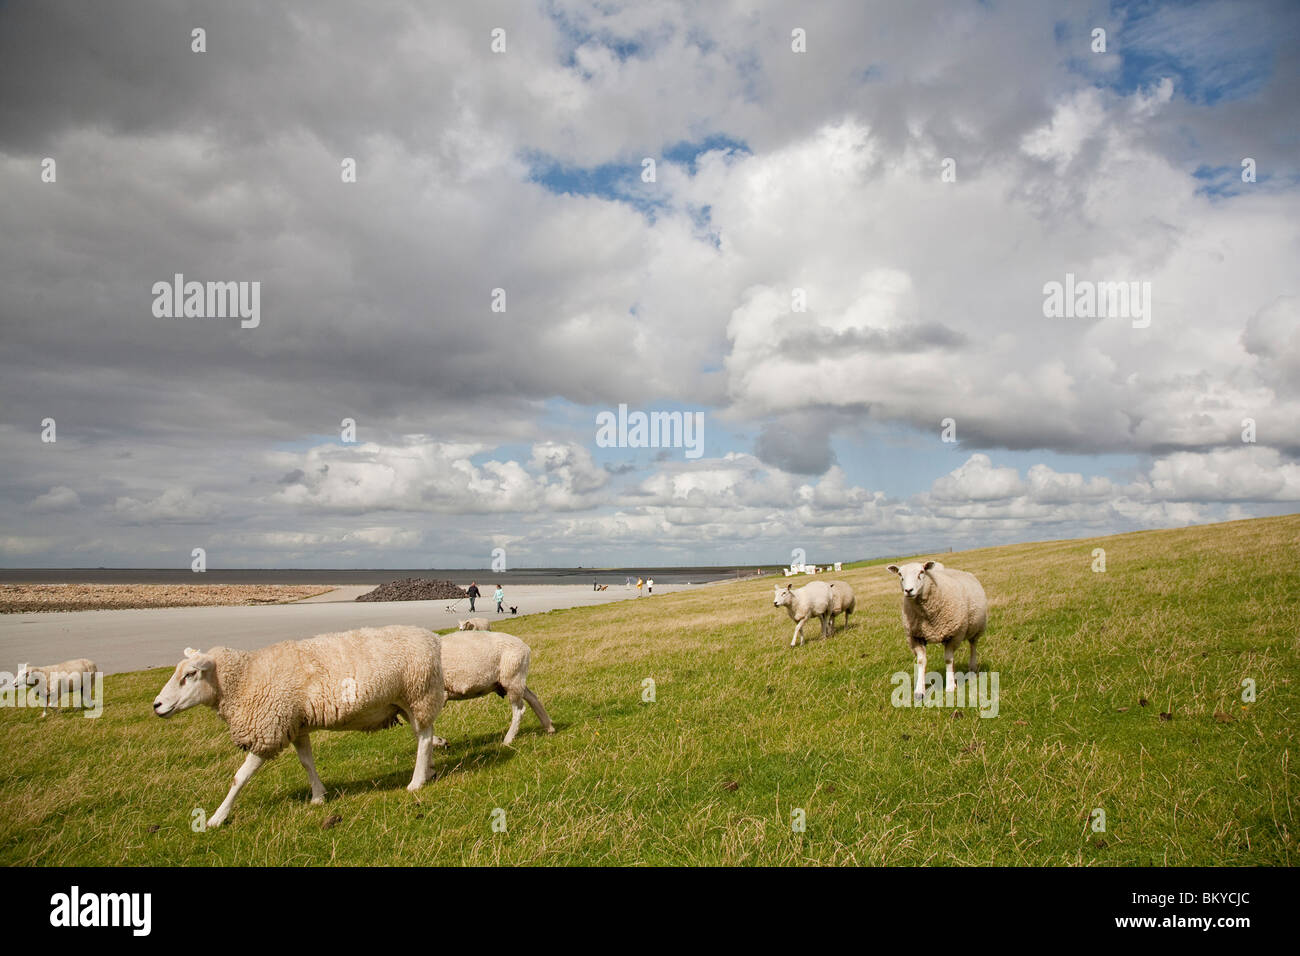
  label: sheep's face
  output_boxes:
[773,586,794,608]
[887,562,937,600]
[457,620,469,630]
[152,649,218,717]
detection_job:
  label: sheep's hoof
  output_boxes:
[913,691,924,703]
[545,725,556,734]
[310,795,325,806]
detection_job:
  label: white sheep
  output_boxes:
[16,658,98,716]
[441,630,554,744]
[152,625,446,827]
[886,561,987,699]
[457,618,491,631]
[773,581,833,647]
[826,581,856,630]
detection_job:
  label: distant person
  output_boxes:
[594,578,598,591]
[495,585,505,614]
[466,582,480,612]
[646,577,654,595]
[636,577,643,597]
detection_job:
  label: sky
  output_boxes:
[1,0,1297,569]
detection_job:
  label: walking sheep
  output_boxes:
[826,581,856,630]
[16,659,98,716]
[457,618,491,631]
[886,562,987,699]
[441,630,554,745]
[152,625,446,827]
[773,581,833,647]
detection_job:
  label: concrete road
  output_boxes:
[0,583,697,675]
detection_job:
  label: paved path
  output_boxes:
[0,584,697,676]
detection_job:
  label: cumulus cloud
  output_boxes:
[30,486,81,513]
[0,0,1297,567]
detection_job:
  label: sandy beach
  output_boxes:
[0,582,704,675]
[0,583,334,614]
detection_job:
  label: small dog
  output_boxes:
[509,605,518,615]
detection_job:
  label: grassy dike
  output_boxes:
[1,513,1296,866]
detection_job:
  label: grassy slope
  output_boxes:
[1,514,1296,866]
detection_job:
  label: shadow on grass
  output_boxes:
[312,725,560,800]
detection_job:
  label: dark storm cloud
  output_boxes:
[754,412,839,475]
[776,322,968,361]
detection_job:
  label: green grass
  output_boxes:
[2,514,1297,865]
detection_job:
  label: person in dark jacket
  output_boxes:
[466,582,480,611]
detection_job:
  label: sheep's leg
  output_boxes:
[912,643,926,703]
[407,724,435,792]
[209,752,264,828]
[821,613,832,639]
[790,617,805,647]
[503,693,527,746]
[944,643,957,693]
[522,687,555,734]
[293,732,327,805]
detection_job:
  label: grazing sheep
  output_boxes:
[441,630,554,745]
[152,625,446,827]
[886,561,987,699]
[457,618,491,631]
[16,659,98,716]
[773,582,833,647]
[826,581,856,630]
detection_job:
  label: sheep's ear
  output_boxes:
[886,565,900,575]
[922,561,936,571]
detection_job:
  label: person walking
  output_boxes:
[636,577,643,597]
[646,577,654,595]
[495,585,505,614]
[466,581,480,612]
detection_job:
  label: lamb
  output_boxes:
[16,659,98,716]
[441,630,554,745]
[826,581,856,630]
[886,561,987,699]
[773,581,833,647]
[457,618,491,631]
[152,625,446,827]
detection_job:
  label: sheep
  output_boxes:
[457,618,491,631]
[441,630,554,745]
[886,561,987,699]
[16,659,98,716]
[826,581,856,630]
[152,625,446,827]
[773,581,833,647]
